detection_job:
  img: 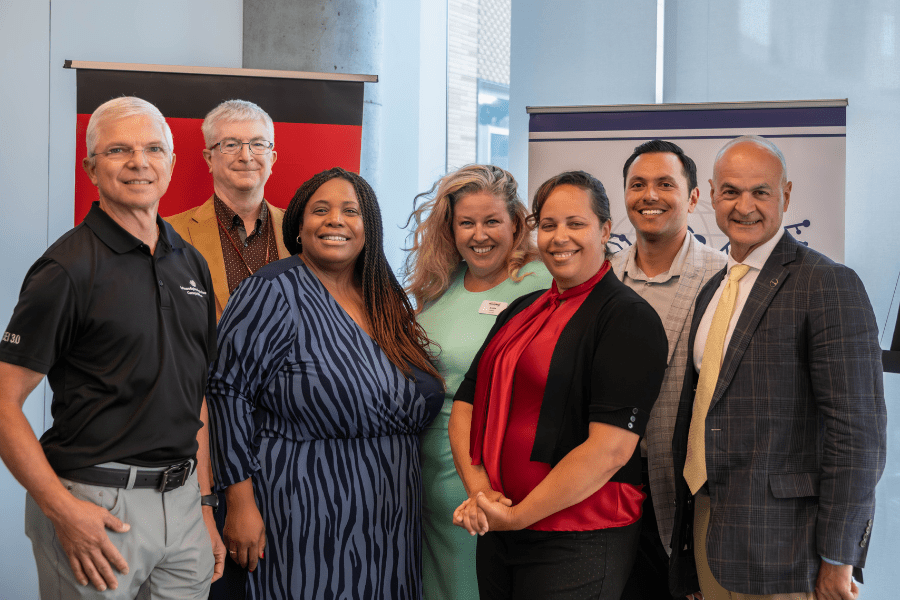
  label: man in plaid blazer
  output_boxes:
[612,140,726,600]
[670,136,886,599]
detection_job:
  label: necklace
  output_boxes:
[214,211,272,275]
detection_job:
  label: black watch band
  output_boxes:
[200,493,219,512]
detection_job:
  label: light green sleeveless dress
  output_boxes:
[417,261,551,600]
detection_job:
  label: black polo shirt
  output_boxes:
[0,202,216,472]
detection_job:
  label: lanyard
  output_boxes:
[214,211,272,275]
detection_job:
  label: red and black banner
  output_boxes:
[73,65,367,224]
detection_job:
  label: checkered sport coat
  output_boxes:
[669,232,887,596]
[611,233,726,553]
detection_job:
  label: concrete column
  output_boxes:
[242,0,384,191]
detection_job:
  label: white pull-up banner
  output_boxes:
[527,100,847,261]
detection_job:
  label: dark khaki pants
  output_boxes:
[693,493,814,600]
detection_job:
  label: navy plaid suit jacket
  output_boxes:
[669,232,887,596]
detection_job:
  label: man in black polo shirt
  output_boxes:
[0,96,225,598]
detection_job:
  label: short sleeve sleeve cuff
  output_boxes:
[0,259,78,374]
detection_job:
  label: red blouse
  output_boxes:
[495,266,645,531]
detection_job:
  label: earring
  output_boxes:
[295,235,303,252]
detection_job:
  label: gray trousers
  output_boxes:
[25,469,213,600]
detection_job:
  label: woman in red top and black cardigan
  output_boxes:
[448,171,668,600]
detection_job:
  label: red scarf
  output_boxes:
[469,262,612,489]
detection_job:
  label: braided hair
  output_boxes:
[283,167,441,382]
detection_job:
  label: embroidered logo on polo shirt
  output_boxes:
[2,331,21,344]
[180,281,208,297]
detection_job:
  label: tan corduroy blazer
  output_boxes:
[166,196,290,321]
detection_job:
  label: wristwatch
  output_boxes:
[200,494,219,512]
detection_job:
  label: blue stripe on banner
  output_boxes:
[530,133,847,143]
[528,107,846,132]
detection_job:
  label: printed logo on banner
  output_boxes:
[527,101,846,262]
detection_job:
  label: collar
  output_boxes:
[549,261,611,304]
[727,226,785,273]
[83,202,171,254]
[622,231,692,283]
[214,194,267,232]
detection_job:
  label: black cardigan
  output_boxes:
[454,271,667,484]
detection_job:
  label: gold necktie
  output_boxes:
[684,264,751,495]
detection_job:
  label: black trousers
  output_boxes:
[476,521,640,600]
[620,458,676,600]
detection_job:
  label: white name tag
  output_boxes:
[478,300,509,316]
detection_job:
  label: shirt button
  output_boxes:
[632,408,639,415]
[630,416,636,422]
[627,423,633,429]
[158,279,164,286]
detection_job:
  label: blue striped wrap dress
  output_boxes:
[207,258,443,599]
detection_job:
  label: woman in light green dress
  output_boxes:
[405,165,551,600]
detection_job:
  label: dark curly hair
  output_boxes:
[283,167,441,382]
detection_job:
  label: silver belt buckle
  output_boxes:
[157,461,191,493]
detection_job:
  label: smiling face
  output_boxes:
[711,141,791,262]
[452,191,516,286]
[624,151,698,243]
[537,184,611,292]
[299,177,365,275]
[203,119,277,201]
[82,114,175,214]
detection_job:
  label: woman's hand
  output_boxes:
[453,490,512,535]
[223,479,266,572]
[474,492,522,531]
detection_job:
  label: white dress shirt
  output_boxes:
[693,228,785,372]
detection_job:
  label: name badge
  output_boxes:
[478,300,508,316]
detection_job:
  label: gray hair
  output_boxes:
[86,96,173,158]
[714,135,788,184]
[201,100,275,148]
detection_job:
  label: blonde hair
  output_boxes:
[404,164,538,309]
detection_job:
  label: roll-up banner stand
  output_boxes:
[66,60,377,224]
[527,100,847,262]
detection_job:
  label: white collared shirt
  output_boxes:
[693,228,785,372]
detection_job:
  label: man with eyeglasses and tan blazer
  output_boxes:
[167,100,290,322]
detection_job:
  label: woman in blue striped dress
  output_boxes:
[206,168,443,600]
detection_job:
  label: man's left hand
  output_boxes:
[202,506,226,583]
[815,562,858,600]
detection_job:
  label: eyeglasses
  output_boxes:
[211,139,274,155]
[91,146,170,162]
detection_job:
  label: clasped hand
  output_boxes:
[452,490,519,535]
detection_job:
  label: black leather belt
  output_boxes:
[58,460,195,493]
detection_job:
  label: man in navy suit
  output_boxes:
[670,136,886,600]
